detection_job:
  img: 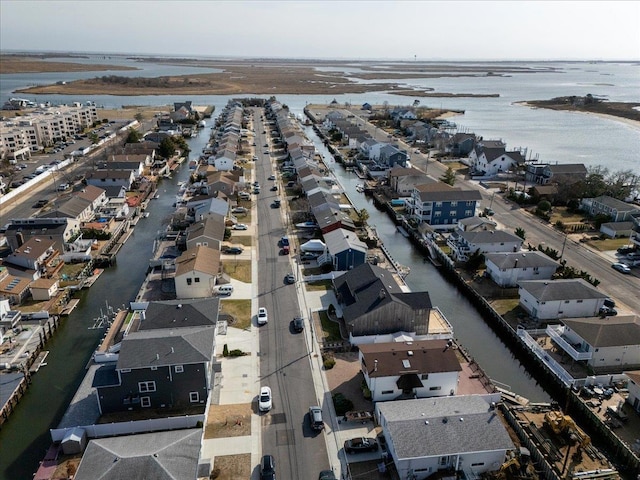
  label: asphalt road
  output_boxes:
[344,108,639,313]
[253,109,330,479]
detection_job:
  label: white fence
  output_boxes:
[50,414,205,442]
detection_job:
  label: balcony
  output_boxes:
[631,232,640,247]
[546,325,592,361]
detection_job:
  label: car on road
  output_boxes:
[260,454,276,480]
[223,246,244,255]
[292,316,304,333]
[257,307,268,325]
[612,262,631,274]
[285,273,295,284]
[258,386,272,412]
[33,199,48,208]
[270,185,278,191]
[344,437,379,454]
[271,199,281,208]
[263,143,268,147]
[57,183,69,191]
[232,223,248,230]
[268,175,276,180]
[264,150,270,155]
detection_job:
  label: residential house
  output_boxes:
[308,191,356,234]
[485,252,558,288]
[359,340,462,402]
[333,263,434,344]
[529,184,559,203]
[4,217,79,253]
[518,279,608,320]
[378,144,408,168]
[408,183,482,228]
[0,297,22,334]
[85,170,135,190]
[321,228,367,271]
[447,230,523,262]
[456,216,497,232]
[469,143,523,176]
[600,221,634,239]
[525,163,588,185]
[93,324,215,414]
[181,214,226,252]
[3,237,56,280]
[0,269,31,305]
[389,167,434,196]
[582,196,640,222]
[624,371,640,412]
[29,277,59,301]
[174,246,221,299]
[73,428,202,480]
[376,395,512,480]
[547,315,640,372]
[446,133,476,157]
[630,214,640,250]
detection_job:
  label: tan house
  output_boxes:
[174,246,221,299]
[30,277,59,301]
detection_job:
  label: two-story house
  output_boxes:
[359,340,462,402]
[447,230,523,262]
[174,245,221,299]
[407,183,482,228]
[388,167,434,196]
[2,237,56,280]
[518,279,608,320]
[581,195,640,222]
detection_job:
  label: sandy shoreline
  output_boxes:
[519,101,640,131]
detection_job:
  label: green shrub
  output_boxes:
[229,349,245,357]
[323,356,336,370]
[223,344,229,357]
[332,393,354,416]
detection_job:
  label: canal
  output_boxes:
[305,126,551,402]
[0,131,207,480]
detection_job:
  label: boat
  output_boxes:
[355,184,364,193]
[295,221,319,229]
[82,268,104,289]
[29,351,49,373]
[143,212,150,218]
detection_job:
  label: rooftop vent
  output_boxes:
[177,304,183,309]
[407,350,413,356]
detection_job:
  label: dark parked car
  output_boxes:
[344,437,378,454]
[223,246,244,254]
[292,316,304,333]
[270,185,278,191]
[33,199,49,208]
[260,454,275,480]
[599,306,618,317]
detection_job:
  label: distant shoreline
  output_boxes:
[518,101,640,131]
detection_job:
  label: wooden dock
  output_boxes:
[82,268,104,289]
[29,350,49,373]
[60,299,80,316]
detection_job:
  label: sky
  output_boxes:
[1,1,639,61]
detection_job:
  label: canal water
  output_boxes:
[306,126,551,402]
[0,132,208,480]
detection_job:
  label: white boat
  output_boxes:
[355,184,364,193]
[295,222,319,229]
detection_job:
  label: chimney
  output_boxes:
[379,289,386,299]
[374,359,378,372]
[514,259,518,267]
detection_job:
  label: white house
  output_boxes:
[546,315,640,371]
[29,277,59,301]
[624,371,640,412]
[174,245,220,299]
[447,230,523,262]
[518,279,608,320]
[469,144,524,176]
[485,252,558,287]
[4,237,56,279]
[359,340,461,402]
[376,395,512,480]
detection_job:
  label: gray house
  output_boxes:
[333,263,432,344]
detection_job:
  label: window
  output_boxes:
[577,300,583,303]
[120,368,131,373]
[564,300,570,304]
[190,392,200,403]
[150,366,157,371]
[139,381,156,393]
[449,211,456,216]
[141,396,151,408]
[434,212,441,217]
[175,365,184,373]
[471,462,485,467]
[450,201,458,207]
[186,278,192,285]
[429,386,441,391]
[421,374,429,380]
[381,390,394,395]
[435,202,443,207]
[465,210,472,216]
[194,277,200,283]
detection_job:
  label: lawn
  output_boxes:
[549,207,588,224]
[586,237,632,252]
[219,299,251,330]
[230,236,253,247]
[306,280,331,291]
[318,310,342,342]
[222,260,252,283]
[489,298,521,316]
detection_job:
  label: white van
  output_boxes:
[215,284,234,296]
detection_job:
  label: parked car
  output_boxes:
[258,386,272,412]
[223,246,244,255]
[231,207,248,214]
[271,199,281,208]
[344,437,379,454]
[257,307,268,326]
[300,252,317,261]
[268,174,276,180]
[612,262,631,274]
[285,273,295,284]
[292,316,304,333]
[270,185,278,191]
[260,454,276,480]
[309,406,324,431]
[599,306,618,317]
[232,223,248,230]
